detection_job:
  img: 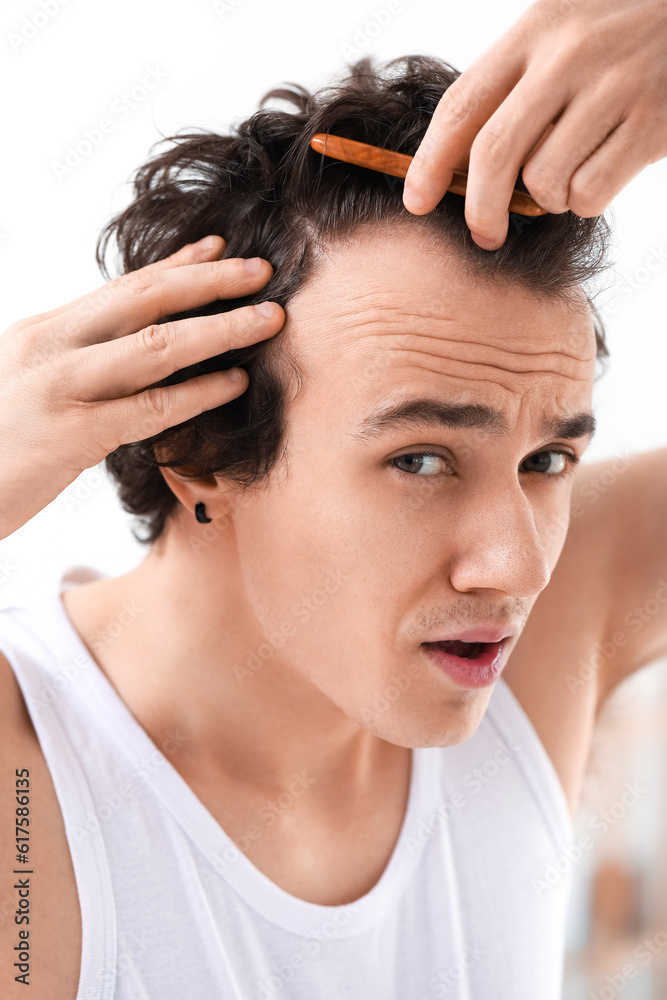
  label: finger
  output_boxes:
[21,236,226,327]
[567,118,650,218]
[49,256,276,346]
[73,301,286,399]
[462,70,570,249]
[100,367,253,452]
[521,90,626,214]
[521,120,559,164]
[403,45,526,215]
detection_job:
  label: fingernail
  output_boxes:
[192,235,219,250]
[403,183,428,214]
[473,236,498,250]
[471,232,500,251]
[244,257,263,274]
[254,300,277,318]
[226,367,245,382]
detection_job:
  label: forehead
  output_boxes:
[283,225,597,423]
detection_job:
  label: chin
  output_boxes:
[355,687,493,749]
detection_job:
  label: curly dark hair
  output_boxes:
[96,54,613,546]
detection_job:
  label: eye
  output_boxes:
[390,452,452,477]
[520,450,578,476]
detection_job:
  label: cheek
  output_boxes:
[228,481,380,647]
[532,487,576,567]
[225,474,502,744]
[227,467,428,692]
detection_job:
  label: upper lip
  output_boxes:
[424,627,519,645]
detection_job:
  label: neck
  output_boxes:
[64,509,390,793]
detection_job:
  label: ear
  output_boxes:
[153,447,236,525]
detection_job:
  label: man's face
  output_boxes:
[226,225,597,748]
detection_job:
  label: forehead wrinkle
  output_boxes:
[381,364,526,398]
[305,299,594,375]
[285,250,597,387]
[319,283,417,320]
[379,346,593,384]
[312,268,592,330]
[378,329,594,364]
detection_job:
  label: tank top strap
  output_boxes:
[0,593,118,1000]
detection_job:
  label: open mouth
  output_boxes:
[422,638,506,688]
[428,640,489,660]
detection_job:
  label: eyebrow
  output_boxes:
[350,398,596,444]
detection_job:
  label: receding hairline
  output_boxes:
[277,216,598,366]
[290,214,598,315]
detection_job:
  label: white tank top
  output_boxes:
[0,565,574,999]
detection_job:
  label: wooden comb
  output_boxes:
[310,132,547,218]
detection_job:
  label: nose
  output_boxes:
[447,484,552,599]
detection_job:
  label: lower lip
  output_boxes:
[423,641,506,689]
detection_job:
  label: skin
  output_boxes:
[0,237,284,539]
[404,0,667,248]
[3,225,667,999]
[59,227,596,761]
[0,224,594,989]
[2,0,667,990]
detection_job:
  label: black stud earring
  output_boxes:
[195,501,212,524]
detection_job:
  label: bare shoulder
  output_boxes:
[0,649,82,999]
[0,648,34,739]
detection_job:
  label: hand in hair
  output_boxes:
[0,237,284,540]
[403,0,667,250]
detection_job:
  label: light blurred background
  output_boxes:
[1,0,666,995]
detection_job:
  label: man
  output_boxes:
[0,3,666,999]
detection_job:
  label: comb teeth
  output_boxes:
[309,132,547,219]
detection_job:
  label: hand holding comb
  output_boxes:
[310,133,547,218]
